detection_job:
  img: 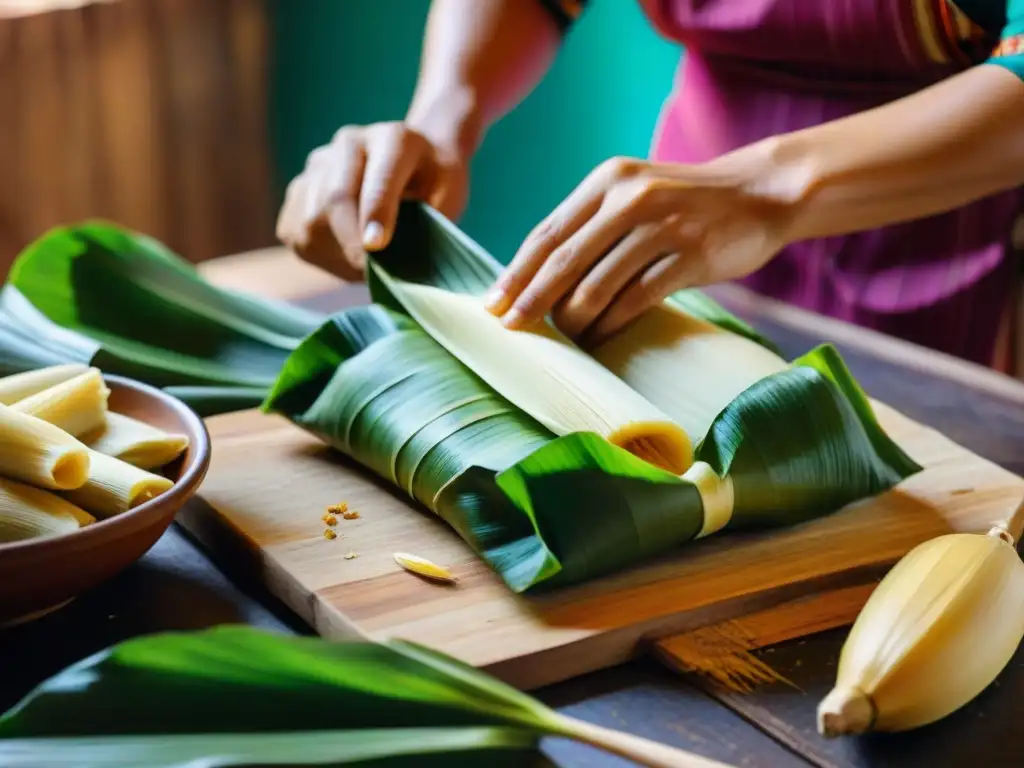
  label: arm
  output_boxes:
[406,0,565,160]
[741,63,1024,243]
[490,55,1024,341]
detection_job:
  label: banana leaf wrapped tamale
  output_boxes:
[265,203,920,592]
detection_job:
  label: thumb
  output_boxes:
[359,134,426,251]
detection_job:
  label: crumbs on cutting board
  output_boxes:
[327,502,360,520]
[322,502,360,546]
[343,551,359,560]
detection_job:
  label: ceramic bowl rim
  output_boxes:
[0,374,211,555]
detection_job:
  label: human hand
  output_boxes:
[276,122,469,281]
[484,155,796,343]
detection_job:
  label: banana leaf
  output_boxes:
[0,222,324,415]
[0,625,571,767]
[265,204,920,592]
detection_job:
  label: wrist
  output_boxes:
[703,133,821,246]
[406,84,486,163]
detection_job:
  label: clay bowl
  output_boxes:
[0,375,211,626]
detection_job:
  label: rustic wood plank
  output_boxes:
[0,0,275,277]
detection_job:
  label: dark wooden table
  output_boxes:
[2,252,1023,768]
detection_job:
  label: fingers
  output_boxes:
[278,122,468,282]
[487,158,676,331]
[503,211,634,330]
[277,130,369,280]
[358,126,429,251]
[324,139,369,275]
[483,161,619,318]
[587,252,704,345]
[552,220,674,338]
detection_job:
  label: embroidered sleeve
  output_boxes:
[535,0,588,33]
[987,0,1024,77]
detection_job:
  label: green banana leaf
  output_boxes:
[0,222,324,415]
[0,625,573,767]
[265,209,920,592]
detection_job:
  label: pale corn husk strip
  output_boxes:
[0,405,90,489]
[393,552,457,583]
[63,449,174,518]
[818,529,1024,736]
[593,304,787,441]
[0,364,90,405]
[85,411,189,470]
[0,477,95,543]
[11,369,110,438]
[682,461,736,539]
[377,275,693,475]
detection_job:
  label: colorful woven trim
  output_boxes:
[992,33,1024,57]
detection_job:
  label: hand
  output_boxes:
[276,122,469,281]
[484,155,795,343]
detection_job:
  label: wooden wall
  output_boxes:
[0,0,275,277]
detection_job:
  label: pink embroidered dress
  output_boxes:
[540,0,1024,366]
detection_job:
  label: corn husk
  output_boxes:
[0,404,90,490]
[372,273,692,474]
[0,364,90,405]
[83,411,189,470]
[1,366,189,470]
[10,368,109,438]
[393,552,457,583]
[63,449,174,518]
[0,476,94,543]
[818,506,1024,736]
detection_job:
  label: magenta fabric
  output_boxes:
[639,0,1021,365]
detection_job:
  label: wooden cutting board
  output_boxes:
[178,400,1024,691]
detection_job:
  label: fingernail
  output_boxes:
[501,308,525,329]
[483,288,508,314]
[363,221,386,250]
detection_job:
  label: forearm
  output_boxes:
[718,64,1024,243]
[406,0,562,159]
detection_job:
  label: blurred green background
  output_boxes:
[271,1,681,262]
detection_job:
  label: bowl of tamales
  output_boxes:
[0,365,210,626]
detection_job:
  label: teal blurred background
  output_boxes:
[271,1,681,262]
